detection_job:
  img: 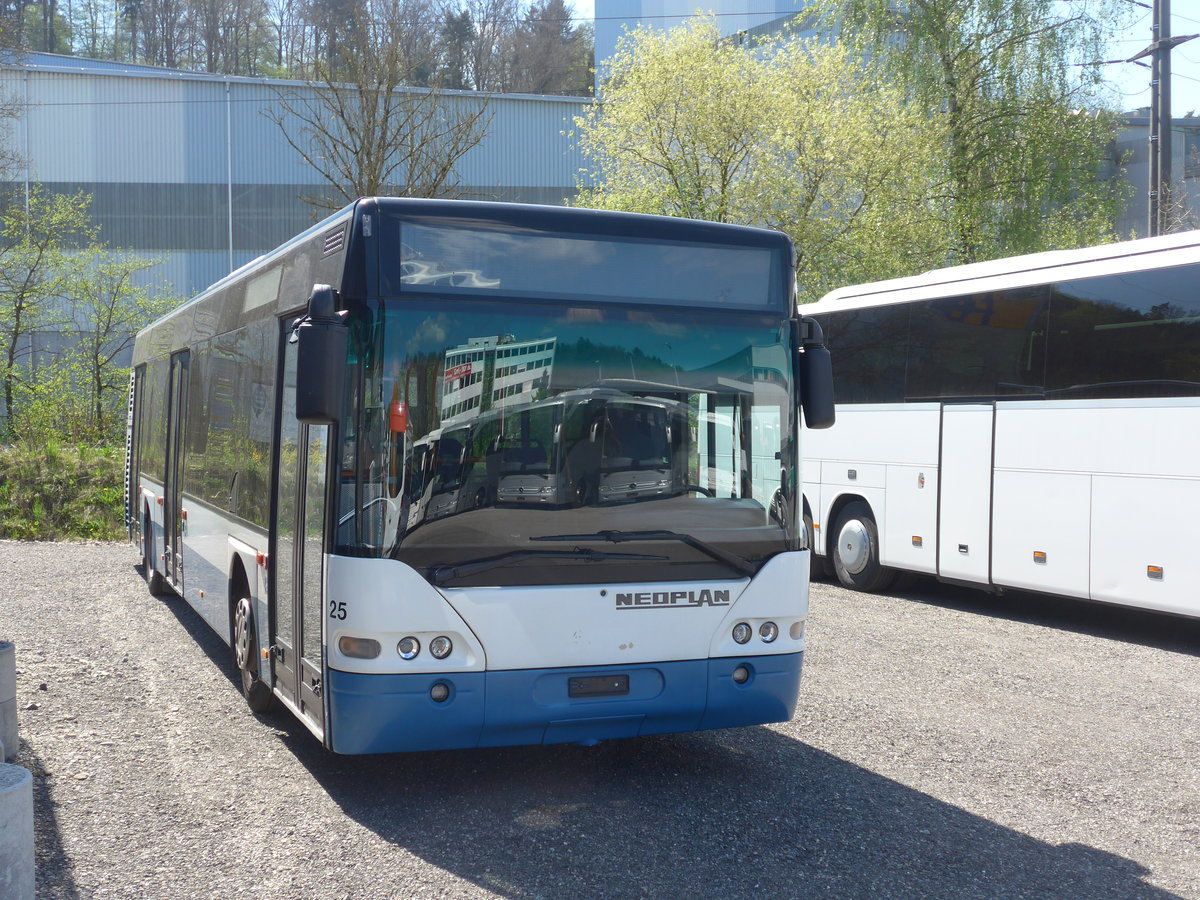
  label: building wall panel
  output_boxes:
[2,55,590,298]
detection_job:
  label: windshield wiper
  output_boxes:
[429,548,667,586]
[530,530,758,579]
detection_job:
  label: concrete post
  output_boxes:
[0,763,34,900]
[0,641,16,763]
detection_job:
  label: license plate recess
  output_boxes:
[568,674,630,698]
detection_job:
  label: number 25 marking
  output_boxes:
[329,599,347,620]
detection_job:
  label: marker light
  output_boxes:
[732,666,750,684]
[759,622,779,643]
[429,636,453,659]
[430,682,451,702]
[397,637,420,659]
[339,636,381,659]
[732,623,752,644]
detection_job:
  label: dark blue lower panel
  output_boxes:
[325,653,803,754]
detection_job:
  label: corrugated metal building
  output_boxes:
[0,52,591,297]
[1115,113,1200,236]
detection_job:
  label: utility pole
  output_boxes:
[1148,0,1171,236]
[1130,0,1197,236]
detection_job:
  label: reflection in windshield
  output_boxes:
[336,301,796,586]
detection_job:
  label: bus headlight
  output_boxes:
[429,636,453,659]
[732,623,752,644]
[397,637,420,659]
[339,636,381,659]
[759,622,779,643]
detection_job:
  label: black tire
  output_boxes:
[143,517,167,597]
[572,476,594,506]
[233,596,276,714]
[830,501,896,593]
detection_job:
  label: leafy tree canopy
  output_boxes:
[574,18,951,299]
[808,0,1133,261]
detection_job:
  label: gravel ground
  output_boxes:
[2,540,1198,900]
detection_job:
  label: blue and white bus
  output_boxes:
[127,198,834,753]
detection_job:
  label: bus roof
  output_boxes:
[808,229,1200,312]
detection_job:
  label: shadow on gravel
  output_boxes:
[860,574,1200,658]
[14,744,84,900]
[276,720,1176,900]
[148,565,1181,899]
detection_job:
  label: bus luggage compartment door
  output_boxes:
[937,404,994,585]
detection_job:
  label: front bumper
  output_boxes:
[325,652,803,754]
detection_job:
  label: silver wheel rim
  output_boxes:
[234,599,251,671]
[837,519,871,575]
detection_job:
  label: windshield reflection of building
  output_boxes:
[406,334,558,530]
[440,334,556,426]
[403,335,790,534]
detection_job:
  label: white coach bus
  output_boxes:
[801,231,1200,618]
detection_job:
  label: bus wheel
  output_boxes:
[831,501,896,593]
[572,477,592,506]
[233,596,275,714]
[143,518,167,597]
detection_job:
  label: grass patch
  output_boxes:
[0,444,125,540]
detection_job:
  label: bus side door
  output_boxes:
[938,403,994,585]
[272,327,329,737]
[163,351,189,588]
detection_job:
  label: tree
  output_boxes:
[809,0,1131,262]
[0,187,95,438]
[574,18,947,298]
[64,250,175,442]
[509,0,590,95]
[437,8,474,90]
[0,187,178,443]
[266,0,492,209]
[462,0,517,91]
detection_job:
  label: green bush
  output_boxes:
[0,444,126,540]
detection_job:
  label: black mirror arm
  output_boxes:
[291,286,347,343]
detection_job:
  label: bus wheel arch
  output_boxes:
[229,562,275,714]
[830,499,896,593]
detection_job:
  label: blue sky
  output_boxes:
[1104,5,1200,117]
[568,2,1200,117]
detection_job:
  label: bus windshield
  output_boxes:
[336,298,797,586]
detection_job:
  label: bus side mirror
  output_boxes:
[797,316,835,429]
[293,284,348,425]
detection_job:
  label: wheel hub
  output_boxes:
[234,598,252,671]
[837,519,871,575]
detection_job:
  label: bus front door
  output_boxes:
[163,351,189,588]
[937,403,994,585]
[272,333,328,737]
